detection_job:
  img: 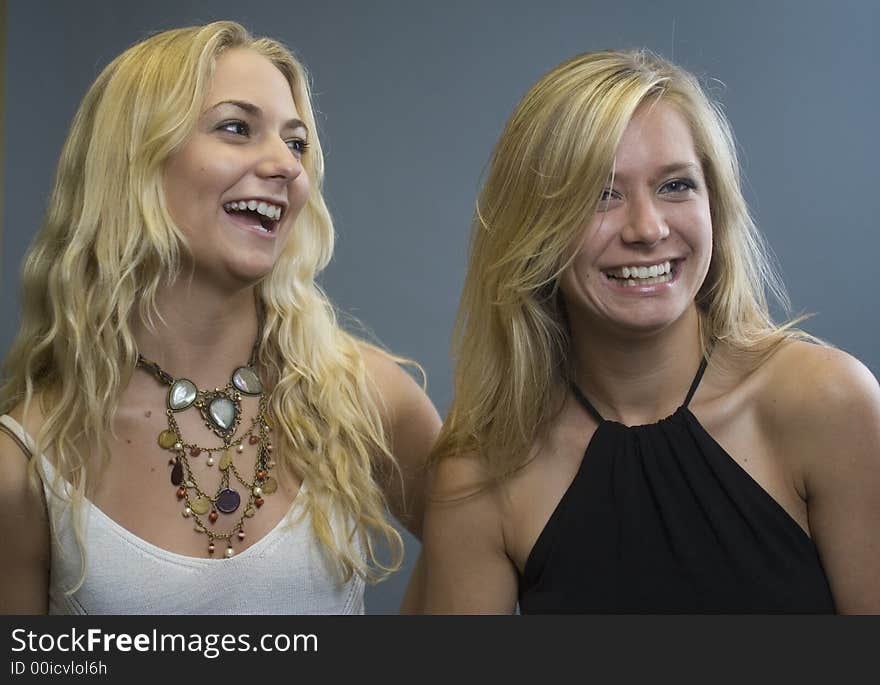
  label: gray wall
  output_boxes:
[2,0,877,613]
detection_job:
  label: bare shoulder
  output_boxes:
[421,452,517,613]
[0,403,35,482]
[0,401,50,614]
[429,450,500,503]
[756,339,880,494]
[358,342,441,451]
[755,343,880,613]
[426,451,508,553]
[360,343,439,424]
[757,340,880,434]
[358,342,442,537]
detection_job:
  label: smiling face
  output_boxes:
[559,100,712,338]
[163,48,311,290]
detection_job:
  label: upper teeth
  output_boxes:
[610,261,672,279]
[224,200,283,220]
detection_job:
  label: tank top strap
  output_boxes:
[569,380,605,423]
[570,350,712,422]
[682,356,709,408]
[569,382,606,424]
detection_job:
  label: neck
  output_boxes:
[569,305,704,425]
[131,278,260,390]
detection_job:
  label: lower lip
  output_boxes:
[602,262,681,295]
[224,210,278,240]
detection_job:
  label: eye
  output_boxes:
[218,120,250,137]
[286,138,309,158]
[659,178,697,194]
[597,188,621,211]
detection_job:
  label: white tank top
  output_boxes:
[0,415,365,615]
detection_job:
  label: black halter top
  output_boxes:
[518,358,835,614]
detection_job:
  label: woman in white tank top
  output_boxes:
[0,21,440,615]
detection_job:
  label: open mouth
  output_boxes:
[603,260,677,287]
[223,199,284,233]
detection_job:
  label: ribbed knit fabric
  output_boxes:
[1,414,364,615]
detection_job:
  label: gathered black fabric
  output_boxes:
[518,359,835,614]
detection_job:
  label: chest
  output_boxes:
[86,398,300,559]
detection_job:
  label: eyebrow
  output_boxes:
[206,99,308,133]
[610,161,701,183]
[655,162,700,176]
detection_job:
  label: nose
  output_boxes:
[621,192,669,246]
[255,136,303,183]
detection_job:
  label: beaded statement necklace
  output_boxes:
[137,341,277,559]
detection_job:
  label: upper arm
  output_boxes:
[362,346,442,540]
[418,455,519,614]
[0,425,50,614]
[771,346,880,614]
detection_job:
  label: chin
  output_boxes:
[230,263,276,287]
[588,298,691,337]
[194,254,278,293]
[231,247,281,277]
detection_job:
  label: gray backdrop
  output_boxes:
[2,0,877,613]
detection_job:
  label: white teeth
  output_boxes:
[224,200,284,221]
[617,272,673,287]
[607,260,672,280]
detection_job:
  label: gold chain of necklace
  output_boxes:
[137,348,277,558]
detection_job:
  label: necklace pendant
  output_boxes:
[170,461,184,486]
[191,496,211,515]
[219,450,233,471]
[158,430,178,449]
[232,366,263,395]
[208,395,238,435]
[216,488,241,514]
[168,379,198,411]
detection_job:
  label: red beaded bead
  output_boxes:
[209,511,218,523]
[257,470,266,480]
[190,447,201,457]
[255,497,265,508]
[176,487,186,499]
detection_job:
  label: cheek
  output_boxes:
[559,242,597,302]
[569,220,610,278]
[162,168,190,228]
[289,172,312,214]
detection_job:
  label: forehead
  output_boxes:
[204,48,297,115]
[613,100,699,172]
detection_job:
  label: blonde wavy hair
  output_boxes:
[434,49,815,480]
[0,21,403,586]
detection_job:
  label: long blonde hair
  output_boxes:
[0,21,403,585]
[435,49,812,480]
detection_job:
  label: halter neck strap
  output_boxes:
[570,355,711,424]
[682,356,709,408]
[569,383,605,424]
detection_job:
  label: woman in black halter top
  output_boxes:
[413,51,880,614]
